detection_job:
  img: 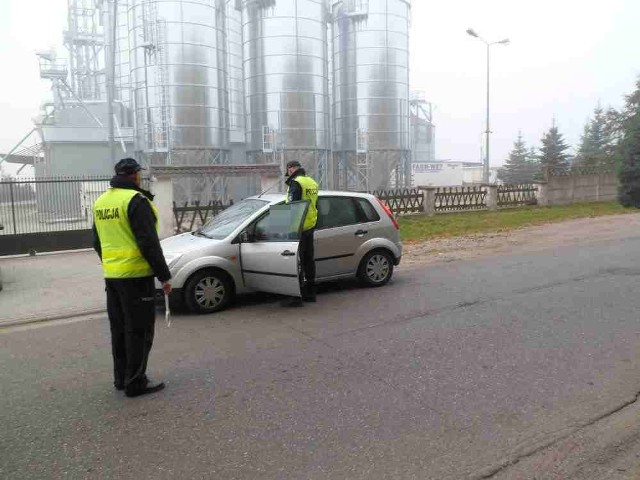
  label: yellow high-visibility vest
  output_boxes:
[93,188,159,278]
[287,175,318,231]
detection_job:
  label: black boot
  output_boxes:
[125,376,165,397]
[302,283,316,303]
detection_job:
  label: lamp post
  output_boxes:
[466,28,509,183]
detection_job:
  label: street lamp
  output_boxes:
[466,28,510,183]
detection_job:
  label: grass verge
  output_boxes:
[399,201,636,243]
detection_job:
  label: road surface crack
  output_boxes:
[472,390,640,479]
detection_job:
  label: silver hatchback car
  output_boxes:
[158,191,402,314]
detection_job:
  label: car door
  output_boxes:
[314,196,370,278]
[239,201,308,297]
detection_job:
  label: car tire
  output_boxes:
[357,250,394,287]
[184,269,233,314]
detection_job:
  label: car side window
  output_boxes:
[316,197,360,230]
[355,198,381,222]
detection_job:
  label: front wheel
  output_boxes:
[184,269,233,314]
[357,250,394,287]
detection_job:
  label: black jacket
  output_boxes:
[285,167,307,203]
[92,176,171,282]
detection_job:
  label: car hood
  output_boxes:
[160,232,221,256]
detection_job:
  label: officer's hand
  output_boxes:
[162,281,172,295]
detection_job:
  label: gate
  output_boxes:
[0,176,113,256]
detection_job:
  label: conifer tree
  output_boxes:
[497,133,540,184]
[539,122,571,173]
[617,79,640,207]
[575,106,614,168]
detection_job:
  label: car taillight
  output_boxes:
[376,197,399,230]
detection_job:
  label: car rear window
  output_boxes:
[316,197,359,229]
[355,198,381,222]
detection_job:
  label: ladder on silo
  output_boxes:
[356,128,370,191]
[142,0,172,160]
[157,19,172,161]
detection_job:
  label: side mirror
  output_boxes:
[239,231,250,243]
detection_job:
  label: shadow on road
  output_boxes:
[155,278,378,316]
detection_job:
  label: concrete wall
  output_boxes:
[538,172,619,206]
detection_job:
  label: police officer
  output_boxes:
[92,158,171,397]
[283,160,319,307]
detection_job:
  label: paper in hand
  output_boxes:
[165,294,171,327]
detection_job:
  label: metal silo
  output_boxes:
[227,0,245,145]
[332,0,411,191]
[112,0,134,133]
[114,0,131,108]
[128,0,230,166]
[242,0,331,186]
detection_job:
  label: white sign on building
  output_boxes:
[411,161,497,187]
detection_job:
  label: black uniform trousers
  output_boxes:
[105,276,156,390]
[300,228,316,296]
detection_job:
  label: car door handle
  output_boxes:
[281,250,296,257]
[355,229,368,236]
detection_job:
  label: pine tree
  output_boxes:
[575,106,614,169]
[604,107,624,166]
[497,133,540,184]
[617,79,640,207]
[539,122,571,174]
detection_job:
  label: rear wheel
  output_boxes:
[184,269,233,314]
[357,250,394,287]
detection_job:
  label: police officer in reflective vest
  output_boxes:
[283,160,319,307]
[92,158,172,397]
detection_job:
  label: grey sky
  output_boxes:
[0,0,639,170]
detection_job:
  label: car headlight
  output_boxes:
[164,254,183,269]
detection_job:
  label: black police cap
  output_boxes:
[114,158,145,176]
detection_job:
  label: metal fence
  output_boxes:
[0,176,112,235]
[546,166,617,178]
[174,200,235,233]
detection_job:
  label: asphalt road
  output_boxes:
[3,235,640,479]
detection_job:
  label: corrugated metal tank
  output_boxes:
[114,0,131,109]
[331,0,411,190]
[242,0,331,185]
[227,0,245,144]
[128,0,229,160]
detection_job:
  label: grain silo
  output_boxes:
[331,0,411,191]
[128,0,230,200]
[242,0,331,186]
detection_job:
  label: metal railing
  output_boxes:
[0,176,109,235]
[173,200,235,233]
[0,176,150,236]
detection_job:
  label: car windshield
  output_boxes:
[197,198,269,240]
